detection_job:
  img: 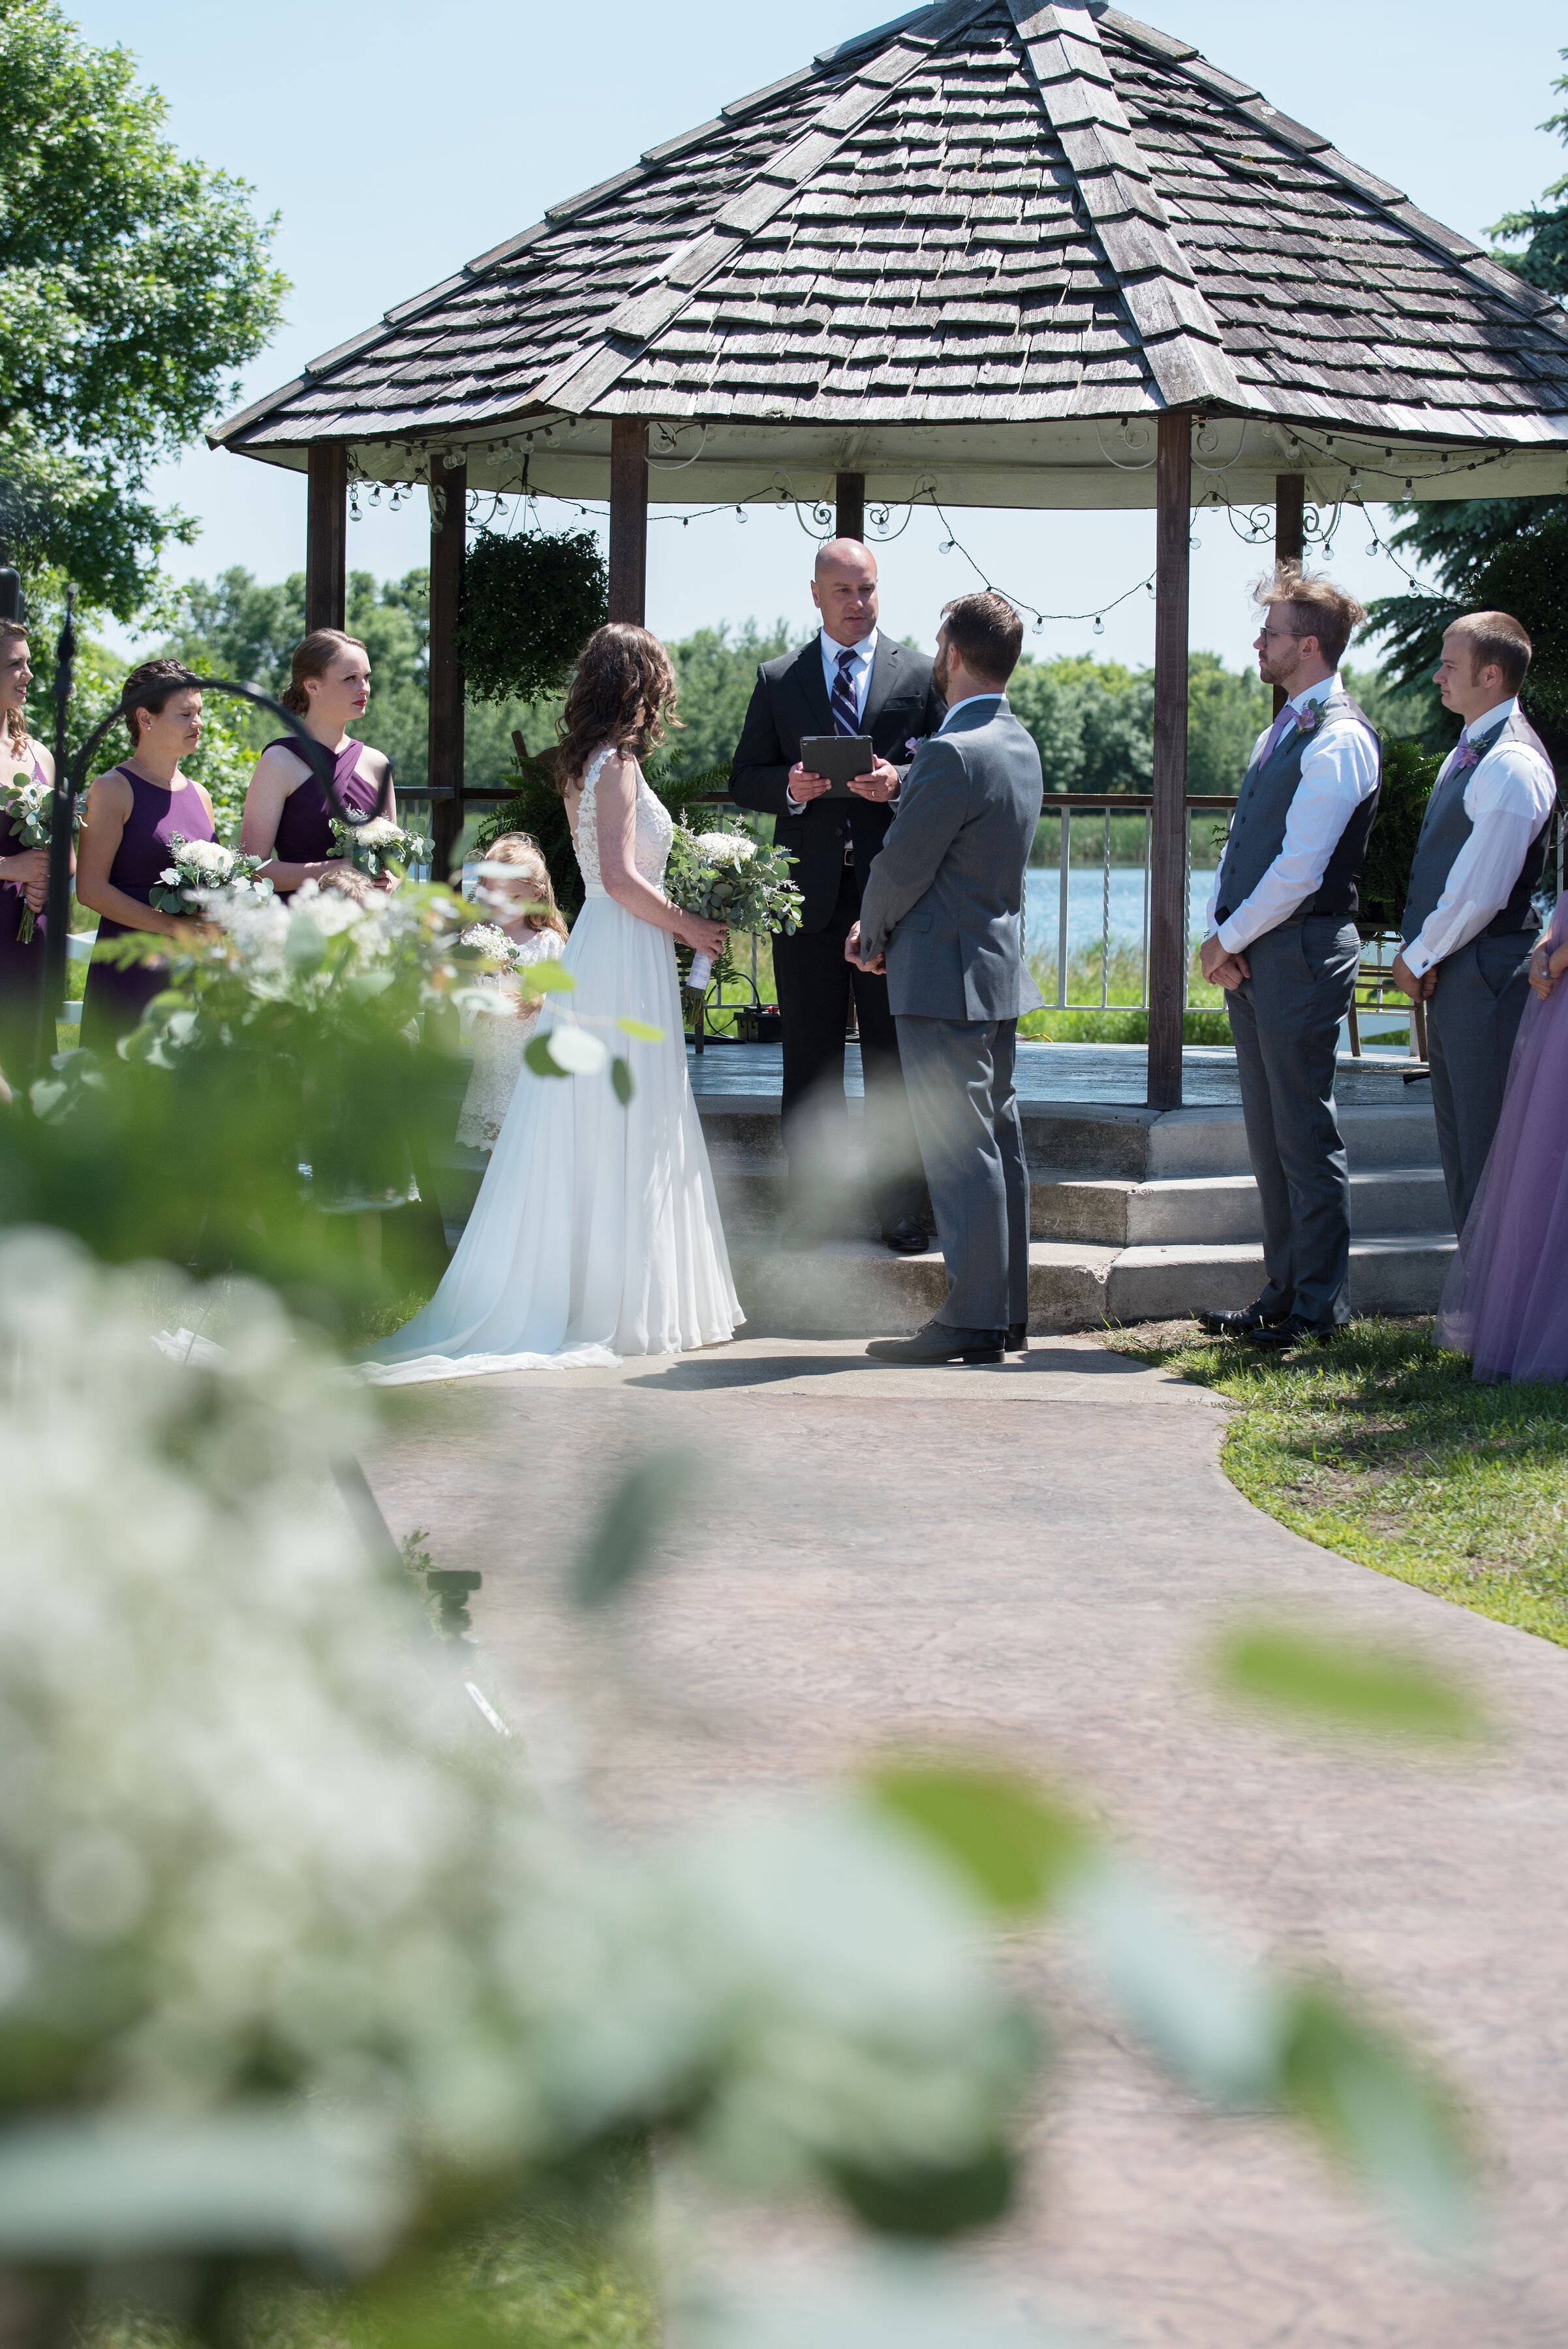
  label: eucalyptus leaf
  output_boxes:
[1214,1623,1483,1742]
[1281,1986,1474,2247]
[544,1023,607,1076]
[616,1017,665,1041]
[866,1761,1094,1916]
[675,2252,1081,2349]
[519,960,576,995]
[523,1032,570,1079]
[570,1452,692,1610]
[611,1054,634,1106]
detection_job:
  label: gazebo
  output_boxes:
[211,0,1568,1109]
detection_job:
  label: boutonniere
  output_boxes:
[1294,703,1321,732]
[904,735,924,755]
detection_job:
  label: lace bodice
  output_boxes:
[572,745,672,893]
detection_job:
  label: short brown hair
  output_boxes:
[122,659,200,748]
[940,592,1024,686]
[1253,564,1366,670]
[1446,610,1532,695]
[282,628,369,716]
[555,623,680,793]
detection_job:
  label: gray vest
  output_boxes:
[1401,706,1555,945]
[1215,685,1380,926]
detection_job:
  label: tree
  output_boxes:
[1367,50,1568,760]
[0,0,285,615]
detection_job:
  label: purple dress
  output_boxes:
[80,765,214,1053]
[1437,892,1568,1383]
[266,737,382,883]
[0,748,48,1077]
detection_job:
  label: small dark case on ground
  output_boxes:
[799,735,874,796]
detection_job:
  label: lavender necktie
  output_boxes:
[1259,705,1298,765]
[831,645,860,736]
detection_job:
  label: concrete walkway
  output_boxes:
[365,1338,1568,2349]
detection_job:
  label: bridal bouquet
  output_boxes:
[1,772,57,941]
[331,813,432,879]
[148,836,269,914]
[665,821,803,994]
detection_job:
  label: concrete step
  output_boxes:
[728,1232,1454,1338]
[1036,1166,1453,1248]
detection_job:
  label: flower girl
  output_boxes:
[456,834,568,1152]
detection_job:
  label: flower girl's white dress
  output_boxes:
[367,748,741,1380]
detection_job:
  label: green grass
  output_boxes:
[1019,938,1227,1043]
[1102,1317,1568,1648]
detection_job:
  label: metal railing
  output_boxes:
[1029,794,1236,1013]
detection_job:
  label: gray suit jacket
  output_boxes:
[858,696,1044,1022]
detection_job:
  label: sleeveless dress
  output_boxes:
[1436,891,1568,1383]
[365,748,741,1378]
[80,766,215,1053]
[262,737,382,882]
[455,925,566,1152]
[0,746,49,1078]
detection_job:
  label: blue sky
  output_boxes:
[86,0,1567,668]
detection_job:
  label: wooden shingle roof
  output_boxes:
[213,0,1568,510]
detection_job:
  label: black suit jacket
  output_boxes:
[729,637,945,933]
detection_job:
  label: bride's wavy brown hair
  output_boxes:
[555,623,680,792]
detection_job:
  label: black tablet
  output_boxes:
[798,735,874,796]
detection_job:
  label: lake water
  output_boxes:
[1023,865,1218,964]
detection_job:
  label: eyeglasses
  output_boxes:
[1256,624,1306,642]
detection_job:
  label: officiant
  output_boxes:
[730,537,944,1253]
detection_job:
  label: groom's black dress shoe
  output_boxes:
[883,1217,929,1255]
[1006,1323,1028,1353]
[866,1319,1005,1366]
[1246,1312,1338,1351]
[1195,1300,1287,1338]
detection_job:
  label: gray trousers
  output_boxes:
[1225,915,1360,1328]
[895,1014,1029,1332]
[1426,930,1534,1235]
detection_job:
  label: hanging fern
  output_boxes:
[454,529,608,704]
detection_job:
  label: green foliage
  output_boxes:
[867,1762,1092,1915]
[1490,46,1568,297]
[454,530,607,705]
[1358,736,1443,934]
[472,752,726,923]
[0,1,284,613]
[1103,1318,1568,1648]
[1214,1625,1483,1742]
[667,619,802,780]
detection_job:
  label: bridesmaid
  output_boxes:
[78,660,215,1054]
[240,630,393,893]
[1436,890,1568,1384]
[0,620,59,1083]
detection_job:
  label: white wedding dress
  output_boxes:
[365,748,741,1381]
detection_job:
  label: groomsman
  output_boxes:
[730,538,944,1251]
[1195,568,1382,1348]
[1392,613,1556,1233]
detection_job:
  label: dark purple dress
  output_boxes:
[0,748,48,1079]
[265,737,382,883]
[80,765,214,1054]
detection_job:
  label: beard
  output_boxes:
[932,643,951,702]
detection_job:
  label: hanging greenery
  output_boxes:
[1358,736,1443,937]
[453,529,608,705]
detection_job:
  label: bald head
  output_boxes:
[812,536,879,646]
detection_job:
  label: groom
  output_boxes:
[847,593,1043,1366]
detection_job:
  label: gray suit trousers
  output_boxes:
[1225,914,1360,1328]
[1426,930,1533,1235]
[895,1015,1029,1332]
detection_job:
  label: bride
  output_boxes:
[365,623,742,1382]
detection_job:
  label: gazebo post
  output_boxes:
[305,442,347,632]
[427,453,467,879]
[835,472,865,542]
[609,420,649,624]
[1147,410,1192,1115]
[1272,473,1305,716]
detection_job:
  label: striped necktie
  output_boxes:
[831,645,861,735]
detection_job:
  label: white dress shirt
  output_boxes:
[1400,697,1556,977]
[786,627,880,813]
[938,692,1003,730]
[1205,673,1381,953]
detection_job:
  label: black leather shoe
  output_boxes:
[1246,1312,1337,1351]
[867,1319,1004,1366]
[883,1217,929,1255]
[1195,1300,1287,1338]
[1005,1323,1028,1353]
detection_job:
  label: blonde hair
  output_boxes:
[282,629,368,716]
[478,833,568,939]
[0,621,27,757]
[1253,563,1366,670]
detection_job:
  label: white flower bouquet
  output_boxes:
[331,812,433,879]
[1,771,57,940]
[147,835,269,914]
[665,820,803,994]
